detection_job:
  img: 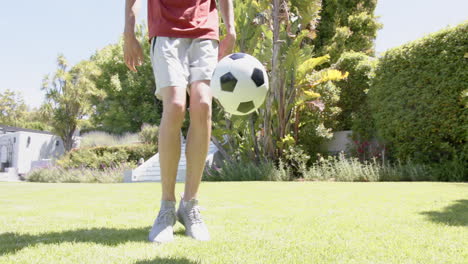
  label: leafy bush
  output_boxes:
[80,131,139,147]
[26,164,130,183]
[281,145,310,179]
[427,154,467,182]
[369,22,468,163]
[57,144,156,169]
[203,161,289,181]
[297,81,341,160]
[138,123,159,145]
[333,51,377,131]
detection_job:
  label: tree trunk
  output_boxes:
[249,114,261,163]
[263,0,282,159]
[64,127,75,152]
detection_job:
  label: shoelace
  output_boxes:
[157,209,175,225]
[187,205,203,224]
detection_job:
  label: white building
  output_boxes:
[0,125,65,180]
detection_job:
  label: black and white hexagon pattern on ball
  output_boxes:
[229,56,266,98]
[220,72,237,92]
[236,100,256,114]
[210,52,269,116]
[229,53,246,60]
[251,68,265,87]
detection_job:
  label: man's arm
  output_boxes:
[123,0,143,72]
[218,0,236,60]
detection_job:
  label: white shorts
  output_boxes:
[150,37,219,100]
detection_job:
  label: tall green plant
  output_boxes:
[42,55,104,151]
[213,0,348,165]
[262,0,348,160]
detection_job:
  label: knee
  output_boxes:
[190,99,212,124]
[163,101,186,125]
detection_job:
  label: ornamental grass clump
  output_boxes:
[26,163,132,183]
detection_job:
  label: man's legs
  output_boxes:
[148,86,186,243]
[159,86,187,201]
[176,80,212,241]
[184,80,212,201]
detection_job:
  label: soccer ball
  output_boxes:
[211,53,269,115]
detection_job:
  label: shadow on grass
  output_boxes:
[421,199,468,226]
[135,257,198,264]
[174,229,186,236]
[0,226,151,256]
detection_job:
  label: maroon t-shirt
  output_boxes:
[148,0,219,40]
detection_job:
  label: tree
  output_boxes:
[0,89,54,131]
[89,25,162,134]
[261,0,347,160]
[20,106,54,131]
[313,0,382,64]
[308,1,381,132]
[0,89,27,127]
[42,55,103,151]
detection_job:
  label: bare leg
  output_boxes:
[184,80,212,201]
[159,86,186,202]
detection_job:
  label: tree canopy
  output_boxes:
[88,26,162,134]
[42,55,103,151]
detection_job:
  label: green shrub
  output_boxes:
[333,51,377,131]
[297,81,340,160]
[428,154,467,182]
[90,144,156,162]
[304,153,431,182]
[138,123,159,145]
[80,131,140,147]
[203,154,465,182]
[203,161,289,181]
[378,161,436,182]
[57,144,156,169]
[305,153,465,182]
[26,164,130,183]
[369,22,468,163]
[305,153,381,182]
[281,145,310,179]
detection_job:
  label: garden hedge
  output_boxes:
[369,22,467,164]
[57,144,157,169]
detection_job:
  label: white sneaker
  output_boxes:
[177,199,210,241]
[148,200,176,243]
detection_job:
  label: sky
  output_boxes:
[0,0,466,109]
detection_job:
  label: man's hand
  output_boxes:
[218,0,236,60]
[218,31,236,60]
[124,0,142,72]
[123,33,144,72]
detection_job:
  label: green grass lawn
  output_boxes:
[0,182,466,264]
